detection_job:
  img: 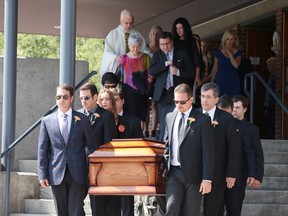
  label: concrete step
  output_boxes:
[10,214,58,216]
[241,204,288,216]
[264,152,288,164]
[264,164,288,177]
[24,197,92,214]
[39,187,52,199]
[18,160,37,173]
[10,214,92,216]
[261,140,288,152]
[244,190,288,204]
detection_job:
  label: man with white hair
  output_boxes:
[100,9,150,77]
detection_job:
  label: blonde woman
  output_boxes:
[211,29,242,97]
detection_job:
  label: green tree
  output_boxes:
[0,32,104,87]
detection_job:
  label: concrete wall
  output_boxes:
[0,171,40,215]
[0,57,89,169]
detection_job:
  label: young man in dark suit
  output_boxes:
[232,95,264,188]
[217,95,256,216]
[149,31,196,120]
[200,82,242,216]
[78,82,118,216]
[112,87,143,216]
[38,84,97,216]
[222,95,264,216]
[164,83,215,216]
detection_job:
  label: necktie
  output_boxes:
[166,53,173,90]
[125,32,130,53]
[178,113,185,144]
[88,111,94,122]
[177,113,185,162]
[62,114,69,143]
[204,112,211,120]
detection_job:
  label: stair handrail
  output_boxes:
[0,70,97,216]
[244,72,288,123]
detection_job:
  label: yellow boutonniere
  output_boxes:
[188,117,196,125]
[212,120,219,128]
[74,116,81,123]
[94,113,100,118]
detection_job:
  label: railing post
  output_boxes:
[249,75,254,123]
[4,152,11,216]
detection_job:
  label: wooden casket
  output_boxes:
[88,138,166,195]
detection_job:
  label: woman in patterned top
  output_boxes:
[116,34,151,129]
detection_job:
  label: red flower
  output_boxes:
[118,125,125,133]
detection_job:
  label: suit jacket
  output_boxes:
[149,48,195,102]
[242,120,264,182]
[234,119,255,186]
[164,109,215,184]
[158,104,175,141]
[78,105,117,148]
[117,112,143,139]
[199,107,242,185]
[37,110,96,185]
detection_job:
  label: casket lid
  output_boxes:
[88,138,164,159]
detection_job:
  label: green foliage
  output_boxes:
[0,32,104,87]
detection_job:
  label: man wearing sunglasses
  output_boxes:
[200,82,241,216]
[164,83,215,216]
[37,84,96,216]
[78,82,118,216]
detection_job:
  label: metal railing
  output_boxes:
[244,72,288,123]
[0,70,97,216]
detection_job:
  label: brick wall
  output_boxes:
[275,9,283,139]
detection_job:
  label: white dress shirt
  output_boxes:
[58,108,72,136]
[171,106,192,166]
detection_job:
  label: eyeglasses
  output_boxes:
[104,84,117,89]
[200,95,215,100]
[159,41,172,46]
[174,97,191,105]
[55,95,70,100]
[80,96,92,101]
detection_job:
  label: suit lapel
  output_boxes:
[66,110,79,145]
[180,109,196,145]
[167,111,178,146]
[53,111,67,146]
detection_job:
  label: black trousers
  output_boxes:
[51,167,87,216]
[223,181,246,216]
[203,183,226,216]
[166,166,202,216]
[121,196,134,216]
[90,194,121,216]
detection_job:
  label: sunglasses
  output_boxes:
[174,97,191,105]
[55,95,70,100]
[80,96,92,101]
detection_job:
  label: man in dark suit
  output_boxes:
[112,88,143,216]
[38,84,97,216]
[164,83,215,216]
[226,95,264,216]
[149,31,195,119]
[112,88,143,139]
[78,82,118,216]
[217,95,256,216]
[200,82,242,216]
[232,95,264,188]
